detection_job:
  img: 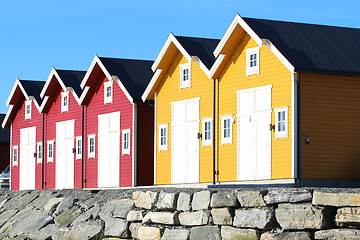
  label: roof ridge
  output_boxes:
[98,56,154,62]
[174,35,221,41]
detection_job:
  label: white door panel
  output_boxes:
[20,127,36,190]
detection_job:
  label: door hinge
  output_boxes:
[72,148,76,153]
[34,153,37,158]
[269,124,275,131]
[198,133,202,140]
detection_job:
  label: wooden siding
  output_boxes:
[300,73,360,180]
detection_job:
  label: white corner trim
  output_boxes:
[41,68,67,98]
[262,39,295,73]
[1,105,13,129]
[113,76,133,103]
[209,54,226,79]
[81,55,112,90]
[78,86,90,105]
[141,69,162,101]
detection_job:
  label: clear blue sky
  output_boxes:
[0,0,359,114]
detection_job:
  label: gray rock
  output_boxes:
[0,210,18,228]
[133,191,157,210]
[55,197,75,215]
[43,198,63,212]
[233,208,275,229]
[138,226,161,240]
[179,210,209,226]
[11,192,39,210]
[161,228,189,240]
[54,206,82,227]
[113,199,134,218]
[190,226,220,240]
[335,207,360,227]
[260,232,311,240]
[0,207,33,233]
[142,211,178,225]
[78,196,102,210]
[211,208,233,225]
[27,224,58,240]
[129,222,142,239]
[157,191,177,210]
[177,192,191,211]
[71,204,100,226]
[52,228,70,240]
[210,191,237,208]
[27,192,55,210]
[221,226,259,240]
[9,209,53,238]
[313,191,360,207]
[66,220,103,240]
[276,203,332,230]
[315,229,360,240]
[104,216,128,237]
[237,190,267,207]
[264,189,312,204]
[127,210,145,222]
[192,191,210,210]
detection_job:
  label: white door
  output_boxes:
[98,111,120,188]
[171,98,199,184]
[19,127,36,190]
[237,86,272,180]
[56,120,75,189]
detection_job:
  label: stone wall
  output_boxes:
[0,187,359,239]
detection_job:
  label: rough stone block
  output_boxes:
[27,223,58,240]
[133,191,157,210]
[221,226,259,240]
[177,192,191,211]
[142,211,178,225]
[161,228,189,240]
[315,229,360,239]
[237,190,266,207]
[179,210,209,226]
[276,203,332,230]
[210,191,237,208]
[260,232,311,240]
[112,199,134,218]
[211,208,233,225]
[129,222,142,239]
[54,197,76,215]
[104,217,128,237]
[127,210,145,222]
[190,226,220,240]
[264,189,312,204]
[43,198,63,212]
[71,204,100,226]
[138,226,161,240]
[233,208,275,230]
[66,220,103,240]
[336,207,360,227]
[11,192,39,210]
[54,206,82,228]
[313,191,360,207]
[192,191,210,210]
[0,210,18,228]
[157,191,177,210]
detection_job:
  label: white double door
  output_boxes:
[20,127,36,190]
[56,120,75,189]
[171,98,199,184]
[237,86,272,180]
[98,111,120,188]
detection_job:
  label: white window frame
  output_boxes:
[61,91,69,113]
[25,100,31,120]
[122,129,131,155]
[47,140,55,163]
[202,117,213,147]
[88,134,96,159]
[180,63,191,89]
[158,123,168,152]
[12,146,18,166]
[246,47,260,76]
[76,136,82,159]
[221,114,234,145]
[104,81,113,104]
[37,142,43,164]
[275,106,289,140]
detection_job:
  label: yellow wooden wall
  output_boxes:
[155,52,214,184]
[217,34,293,181]
[301,73,360,180]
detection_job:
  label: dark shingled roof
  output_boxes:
[56,70,87,96]
[243,17,360,75]
[175,36,220,70]
[19,80,45,105]
[99,57,154,100]
[0,114,9,142]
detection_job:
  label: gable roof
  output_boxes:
[20,80,45,105]
[56,69,86,97]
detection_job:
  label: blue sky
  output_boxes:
[0,0,358,114]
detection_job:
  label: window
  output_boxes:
[246,47,260,76]
[88,134,96,158]
[104,81,113,104]
[202,118,213,147]
[122,129,131,155]
[275,106,289,140]
[47,140,54,163]
[221,115,234,145]
[13,146,18,166]
[76,137,82,159]
[180,63,191,89]
[25,100,31,120]
[61,91,69,112]
[158,124,168,151]
[37,142,43,164]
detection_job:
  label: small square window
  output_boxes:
[275,107,289,140]
[47,140,54,163]
[37,142,43,164]
[13,146,18,166]
[61,91,69,113]
[25,100,31,120]
[104,81,113,104]
[202,118,213,147]
[158,124,168,151]
[76,137,82,159]
[246,47,260,76]
[221,115,234,145]
[122,129,131,155]
[180,63,191,89]
[88,134,96,158]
